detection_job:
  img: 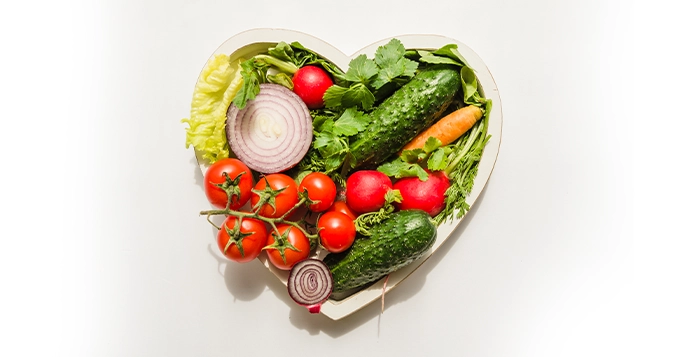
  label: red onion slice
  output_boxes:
[226,83,313,174]
[287,259,333,313]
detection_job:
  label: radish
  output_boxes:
[345,170,393,214]
[292,66,333,109]
[393,170,450,217]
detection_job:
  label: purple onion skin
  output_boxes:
[287,259,333,314]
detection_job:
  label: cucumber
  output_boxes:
[350,65,461,168]
[323,209,437,294]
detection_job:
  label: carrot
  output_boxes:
[400,105,483,152]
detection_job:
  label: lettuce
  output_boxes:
[181,54,243,164]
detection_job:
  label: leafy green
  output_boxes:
[323,39,417,111]
[232,41,345,109]
[181,54,242,163]
[376,136,446,181]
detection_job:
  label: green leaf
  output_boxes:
[385,189,403,204]
[400,148,426,163]
[341,83,375,110]
[374,39,406,68]
[322,85,349,108]
[377,158,429,181]
[268,42,295,63]
[313,130,338,150]
[332,108,370,136]
[372,39,418,89]
[433,44,471,68]
[325,151,347,172]
[461,66,485,106]
[427,148,448,171]
[419,54,462,66]
[266,72,293,89]
[345,55,379,83]
[377,159,407,177]
[423,136,443,154]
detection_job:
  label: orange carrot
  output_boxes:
[400,105,483,152]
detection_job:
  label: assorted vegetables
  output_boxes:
[182,38,493,314]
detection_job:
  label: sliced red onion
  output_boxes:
[287,259,333,313]
[226,83,313,174]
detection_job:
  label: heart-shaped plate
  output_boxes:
[193,28,502,320]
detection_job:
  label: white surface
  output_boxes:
[1,0,676,356]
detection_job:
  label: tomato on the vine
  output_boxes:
[250,174,299,219]
[217,215,268,263]
[204,158,254,210]
[265,224,310,270]
[317,211,356,253]
[299,172,337,212]
[326,201,358,221]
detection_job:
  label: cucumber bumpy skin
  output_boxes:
[323,210,437,294]
[349,65,461,169]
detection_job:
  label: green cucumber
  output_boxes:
[350,65,461,168]
[323,209,437,294]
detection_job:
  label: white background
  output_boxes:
[1,0,676,356]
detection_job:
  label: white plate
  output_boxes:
[193,28,503,320]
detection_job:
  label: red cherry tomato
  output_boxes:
[326,201,358,221]
[251,174,299,218]
[317,211,356,253]
[217,216,268,263]
[345,170,393,214]
[265,224,310,270]
[299,172,337,212]
[204,158,254,210]
[292,66,334,109]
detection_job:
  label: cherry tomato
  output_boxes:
[299,172,337,212]
[317,211,356,253]
[345,170,393,214]
[217,215,268,263]
[265,224,310,270]
[326,201,358,221]
[204,158,254,210]
[251,174,299,218]
[292,65,334,109]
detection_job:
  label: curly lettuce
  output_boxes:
[181,54,243,164]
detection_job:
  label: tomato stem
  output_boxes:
[199,193,319,245]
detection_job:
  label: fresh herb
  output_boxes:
[323,39,418,111]
[232,42,344,109]
[377,137,450,181]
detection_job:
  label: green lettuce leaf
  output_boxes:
[181,54,243,164]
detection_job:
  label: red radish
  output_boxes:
[292,66,333,109]
[345,170,393,214]
[393,170,450,217]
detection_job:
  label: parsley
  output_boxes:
[323,39,418,111]
[376,137,449,181]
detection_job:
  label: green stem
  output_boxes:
[199,196,318,244]
[253,54,298,75]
